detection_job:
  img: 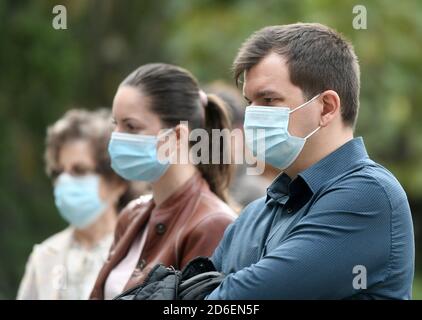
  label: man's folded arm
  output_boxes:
[207,177,391,299]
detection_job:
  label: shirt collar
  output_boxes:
[266,137,369,203]
[266,173,291,204]
[298,137,369,194]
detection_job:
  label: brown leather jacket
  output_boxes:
[90,173,236,299]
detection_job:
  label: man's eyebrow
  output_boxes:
[243,89,285,102]
[122,117,139,123]
[255,90,284,99]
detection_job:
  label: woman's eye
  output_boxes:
[51,169,63,179]
[126,123,139,132]
[73,166,90,176]
[263,98,274,104]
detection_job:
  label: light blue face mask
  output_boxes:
[244,94,321,170]
[54,173,106,229]
[108,131,171,182]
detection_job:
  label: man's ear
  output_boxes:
[319,90,341,127]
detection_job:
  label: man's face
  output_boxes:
[242,52,321,138]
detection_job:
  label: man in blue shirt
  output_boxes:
[207,23,414,299]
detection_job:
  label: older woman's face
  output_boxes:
[57,140,96,177]
[112,85,163,135]
[57,140,122,203]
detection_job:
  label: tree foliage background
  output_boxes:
[0,0,421,299]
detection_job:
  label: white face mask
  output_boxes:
[243,94,321,170]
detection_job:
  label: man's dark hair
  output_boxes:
[233,23,360,127]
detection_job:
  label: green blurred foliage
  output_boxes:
[0,0,421,299]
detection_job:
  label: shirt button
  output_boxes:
[155,223,166,235]
[138,258,146,270]
[286,207,293,214]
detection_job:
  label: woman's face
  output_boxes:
[57,140,96,178]
[112,86,163,135]
[111,85,189,165]
[57,140,123,204]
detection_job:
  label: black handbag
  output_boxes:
[113,256,224,300]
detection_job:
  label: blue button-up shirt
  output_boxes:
[208,137,414,299]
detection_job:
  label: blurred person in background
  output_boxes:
[204,81,278,208]
[90,63,236,300]
[17,109,140,300]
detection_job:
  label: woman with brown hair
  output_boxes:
[90,63,236,299]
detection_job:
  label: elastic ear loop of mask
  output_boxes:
[289,93,322,114]
[157,128,175,140]
[157,128,177,164]
[288,93,322,140]
[304,126,321,140]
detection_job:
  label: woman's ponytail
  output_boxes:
[196,93,234,203]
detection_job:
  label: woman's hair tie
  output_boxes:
[199,90,208,107]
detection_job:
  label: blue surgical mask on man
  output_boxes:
[244,94,321,170]
[108,130,172,182]
[54,173,106,229]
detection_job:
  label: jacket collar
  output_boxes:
[154,172,206,212]
[42,227,74,254]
